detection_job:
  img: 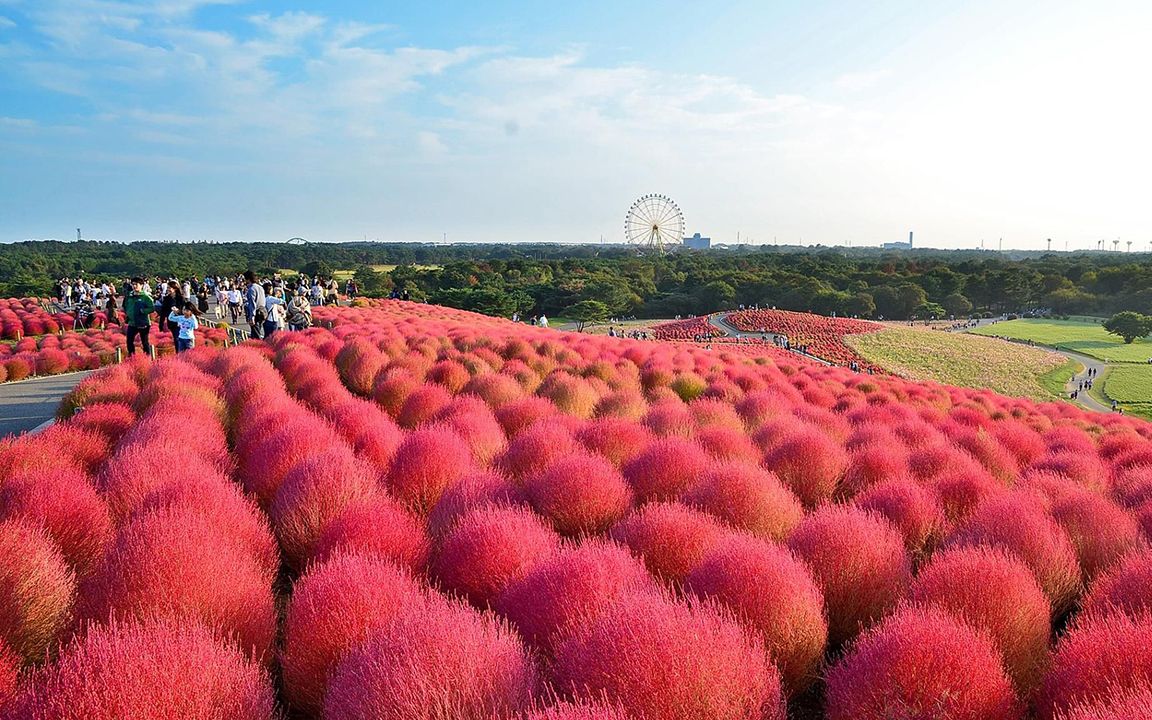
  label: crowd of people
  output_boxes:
[54,271,366,357]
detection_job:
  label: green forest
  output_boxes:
[1,240,1149,321]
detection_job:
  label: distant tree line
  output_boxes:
[1,240,1149,321]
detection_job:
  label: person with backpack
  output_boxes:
[167,302,199,353]
[244,270,266,339]
[124,277,154,357]
[287,288,313,331]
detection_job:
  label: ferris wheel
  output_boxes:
[624,194,684,253]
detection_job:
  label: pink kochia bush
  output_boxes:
[312,495,431,574]
[610,502,731,584]
[551,592,786,720]
[1056,686,1152,720]
[1080,549,1152,619]
[322,597,538,720]
[1036,612,1152,720]
[387,425,474,513]
[524,452,634,535]
[495,539,655,654]
[77,507,276,662]
[622,438,709,502]
[280,554,427,717]
[787,505,911,646]
[686,534,828,693]
[517,701,632,720]
[0,520,76,664]
[7,618,277,720]
[682,462,803,541]
[434,505,560,606]
[427,471,527,538]
[853,477,945,554]
[0,638,17,708]
[761,425,848,508]
[824,606,1023,720]
[907,546,1052,691]
[1049,490,1143,582]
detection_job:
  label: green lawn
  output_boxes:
[970,319,1152,363]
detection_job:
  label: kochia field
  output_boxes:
[1,299,1150,720]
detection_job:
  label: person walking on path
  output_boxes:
[159,280,185,348]
[262,283,285,338]
[287,288,313,331]
[244,270,267,340]
[168,302,199,353]
[124,277,154,357]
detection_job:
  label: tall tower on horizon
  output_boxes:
[909,231,913,248]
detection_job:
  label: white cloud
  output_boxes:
[0,15,16,28]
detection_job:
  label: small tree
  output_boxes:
[1103,311,1152,344]
[564,300,610,332]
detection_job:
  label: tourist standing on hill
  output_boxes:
[244,270,267,339]
[124,277,154,357]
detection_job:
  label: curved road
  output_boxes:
[0,371,92,437]
[707,313,833,366]
[972,336,1110,413]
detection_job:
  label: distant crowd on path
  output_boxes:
[57,270,364,358]
[510,312,549,328]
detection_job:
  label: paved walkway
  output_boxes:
[709,313,833,366]
[0,371,92,437]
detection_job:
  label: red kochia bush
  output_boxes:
[0,638,17,707]
[322,597,538,720]
[335,338,386,396]
[387,425,474,514]
[497,419,578,479]
[1036,613,1152,720]
[787,506,911,645]
[621,438,710,502]
[0,469,113,578]
[280,554,427,716]
[396,383,453,428]
[1050,490,1143,582]
[518,701,632,720]
[682,462,803,541]
[761,426,848,508]
[524,452,633,535]
[8,618,277,719]
[494,539,654,654]
[944,491,1082,611]
[686,534,827,693]
[552,593,786,720]
[575,418,653,466]
[1056,686,1152,720]
[824,606,1023,720]
[610,502,731,584]
[237,414,344,506]
[854,478,945,554]
[434,505,560,606]
[78,507,276,662]
[0,520,75,664]
[1080,550,1152,619]
[270,445,381,568]
[312,495,430,574]
[427,471,527,538]
[907,546,1051,691]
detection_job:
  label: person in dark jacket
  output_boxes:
[124,277,154,356]
[158,280,185,348]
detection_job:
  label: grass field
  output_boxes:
[970,319,1152,363]
[845,326,1073,400]
[1099,364,1152,420]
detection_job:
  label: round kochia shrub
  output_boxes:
[907,546,1051,691]
[1056,686,1152,720]
[761,426,848,508]
[434,505,560,606]
[853,477,945,554]
[0,638,17,708]
[77,507,276,662]
[1049,490,1143,582]
[387,425,474,514]
[495,539,654,654]
[7,618,277,720]
[427,471,527,539]
[524,452,633,535]
[575,418,652,466]
[517,701,631,720]
[621,438,709,502]
[609,502,731,584]
[236,414,343,506]
[682,462,803,541]
[1081,549,1152,618]
[1036,612,1152,720]
[786,505,911,645]
[552,593,785,720]
[269,445,381,568]
[497,419,578,479]
[312,495,430,574]
[280,554,427,717]
[944,491,1082,611]
[0,469,113,578]
[824,606,1023,720]
[322,597,538,720]
[686,534,827,693]
[0,519,75,664]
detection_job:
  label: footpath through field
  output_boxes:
[0,371,91,437]
[708,313,833,365]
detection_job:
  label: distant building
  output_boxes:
[882,231,914,251]
[683,232,711,250]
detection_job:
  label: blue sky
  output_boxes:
[1,0,1150,249]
